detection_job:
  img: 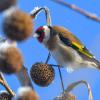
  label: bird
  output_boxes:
[33,25,100,72]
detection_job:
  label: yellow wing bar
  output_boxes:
[72,42,93,58]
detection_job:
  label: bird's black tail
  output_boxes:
[91,58,100,69]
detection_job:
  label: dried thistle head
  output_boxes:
[3,8,33,41]
[0,91,13,100]
[30,62,55,87]
[0,46,23,74]
[54,92,76,100]
[0,0,16,12]
[13,87,39,100]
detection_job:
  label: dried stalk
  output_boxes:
[30,7,52,64]
[57,65,65,92]
[30,6,52,26]
[66,80,93,100]
[0,72,15,96]
[51,0,100,22]
[45,52,51,64]
[16,66,34,89]
[55,80,92,100]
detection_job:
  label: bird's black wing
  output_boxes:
[53,26,94,59]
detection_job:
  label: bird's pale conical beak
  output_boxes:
[33,33,39,38]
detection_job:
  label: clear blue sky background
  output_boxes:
[0,0,100,100]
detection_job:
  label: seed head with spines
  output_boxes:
[30,62,55,87]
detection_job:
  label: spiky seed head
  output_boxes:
[3,8,33,41]
[0,46,23,74]
[0,91,13,100]
[30,62,55,87]
[13,87,39,100]
[0,0,17,12]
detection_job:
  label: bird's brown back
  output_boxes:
[52,26,83,46]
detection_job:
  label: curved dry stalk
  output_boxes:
[66,80,93,100]
[55,80,92,100]
[30,6,52,26]
[0,72,15,96]
[51,0,100,23]
[30,7,52,65]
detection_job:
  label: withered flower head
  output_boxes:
[13,87,39,100]
[0,0,17,12]
[3,8,33,41]
[30,62,55,87]
[0,91,13,100]
[0,46,23,74]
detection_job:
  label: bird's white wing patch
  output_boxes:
[66,66,74,73]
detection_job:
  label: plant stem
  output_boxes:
[51,0,100,22]
[57,66,65,92]
[0,72,15,96]
[45,52,51,64]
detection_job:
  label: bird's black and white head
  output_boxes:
[33,26,51,43]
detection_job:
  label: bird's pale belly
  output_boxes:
[50,43,83,67]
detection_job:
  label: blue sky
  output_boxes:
[0,0,100,100]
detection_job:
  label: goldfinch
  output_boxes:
[34,25,100,72]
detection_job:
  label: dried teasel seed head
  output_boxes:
[3,8,33,41]
[0,91,13,100]
[13,87,39,100]
[30,62,55,87]
[0,46,23,74]
[0,0,17,12]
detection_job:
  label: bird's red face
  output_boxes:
[34,26,51,43]
[35,26,45,43]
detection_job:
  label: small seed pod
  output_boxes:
[0,0,17,12]
[0,91,13,100]
[0,46,23,74]
[13,87,39,100]
[3,8,33,41]
[54,93,76,100]
[30,62,55,87]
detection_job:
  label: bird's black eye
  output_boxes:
[35,26,44,36]
[37,30,44,36]
[35,26,45,42]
